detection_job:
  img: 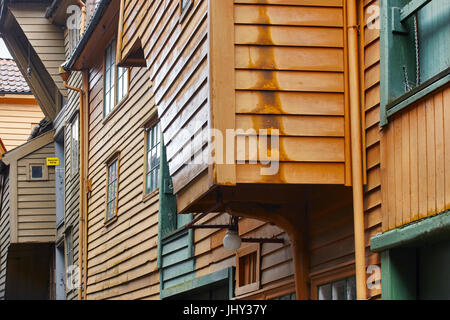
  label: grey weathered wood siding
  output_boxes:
[0,172,10,299]
[86,57,160,299]
[16,142,56,243]
[121,0,211,195]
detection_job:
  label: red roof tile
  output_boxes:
[0,58,31,94]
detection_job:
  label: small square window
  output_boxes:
[31,165,43,179]
[235,243,261,296]
[25,160,48,181]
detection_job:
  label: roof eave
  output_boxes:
[63,0,111,71]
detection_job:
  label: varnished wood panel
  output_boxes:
[234,0,347,185]
[381,85,450,230]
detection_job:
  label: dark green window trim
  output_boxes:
[384,68,450,121]
[380,248,417,300]
[160,267,235,300]
[371,210,450,252]
[380,0,450,126]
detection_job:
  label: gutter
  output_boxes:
[0,0,8,26]
[44,0,62,19]
[347,0,366,300]
[62,0,111,71]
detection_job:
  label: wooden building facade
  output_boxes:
[0,130,56,299]
[0,0,447,300]
[53,0,389,300]
[108,0,382,300]
[0,0,89,300]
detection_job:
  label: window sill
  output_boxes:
[102,93,130,126]
[383,67,450,126]
[235,282,260,297]
[142,188,159,203]
[104,215,118,227]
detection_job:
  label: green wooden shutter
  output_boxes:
[158,134,177,238]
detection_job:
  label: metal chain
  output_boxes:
[403,66,412,92]
[414,14,420,86]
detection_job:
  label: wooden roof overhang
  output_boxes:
[45,0,80,26]
[1,129,55,165]
[62,0,117,72]
[0,0,63,121]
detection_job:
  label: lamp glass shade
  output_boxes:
[223,229,241,251]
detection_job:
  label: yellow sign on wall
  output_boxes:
[46,157,60,166]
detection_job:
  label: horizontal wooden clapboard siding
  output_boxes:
[234,0,348,185]
[86,47,160,299]
[9,3,67,98]
[362,0,382,300]
[121,0,210,196]
[16,143,56,243]
[0,97,44,152]
[0,173,10,300]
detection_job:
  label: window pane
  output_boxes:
[151,169,156,192]
[145,123,161,195]
[31,165,43,179]
[118,74,123,102]
[346,276,357,300]
[181,0,191,10]
[332,279,346,300]
[71,116,79,175]
[123,70,128,95]
[117,67,128,103]
[146,172,151,194]
[106,159,118,220]
[318,283,332,300]
[110,86,114,111]
[155,166,159,190]
[104,40,116,117]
